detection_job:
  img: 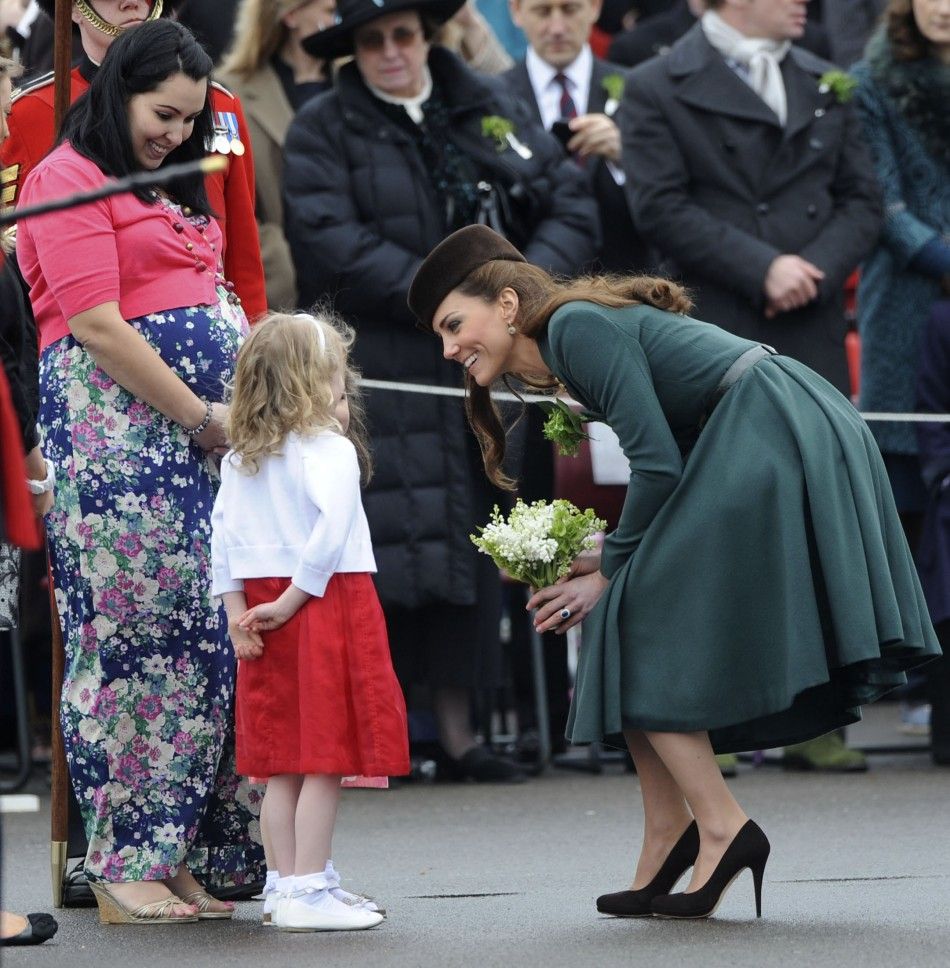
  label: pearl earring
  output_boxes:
[507,324,517,335]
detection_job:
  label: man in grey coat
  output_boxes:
[621,0,882,393]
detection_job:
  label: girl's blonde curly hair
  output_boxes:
[227,309,372,480]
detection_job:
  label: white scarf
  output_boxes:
[366,67,433,124]
[701,10,791,126]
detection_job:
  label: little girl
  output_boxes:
[210,311,410,932]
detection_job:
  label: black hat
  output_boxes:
[408,225,527,329]
[38,1,169,25]
[301,0,466,60]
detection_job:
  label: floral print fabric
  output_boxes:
[39,297,264,885]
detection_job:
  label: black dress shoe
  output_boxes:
[0,913,58,946]
[448,746,527,783]
[596,820,699,917]
[651,819,770,920]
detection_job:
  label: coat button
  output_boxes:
[814,108,826,118]
[807,204,818,218]
[809,138,823,150]
[185,242,194,251]
[195,261,207,272]
[173,221,184,233]
[756,202,770,215]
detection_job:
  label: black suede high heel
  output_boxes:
[650,819,770,920]
[596,820,699,917]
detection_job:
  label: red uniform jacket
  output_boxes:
[1,58,267,321]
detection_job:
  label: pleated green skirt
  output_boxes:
[566,355,941,753]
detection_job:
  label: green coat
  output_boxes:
[538,302,940,753]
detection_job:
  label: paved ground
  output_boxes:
[2,704,948,968]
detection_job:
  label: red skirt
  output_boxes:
[236,573,410,779]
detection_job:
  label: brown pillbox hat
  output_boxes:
[408,225,527,329]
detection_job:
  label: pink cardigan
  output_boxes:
[18,143,225,351]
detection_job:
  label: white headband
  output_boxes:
[294,312,326,353]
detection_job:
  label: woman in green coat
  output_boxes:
[408,225,941,921]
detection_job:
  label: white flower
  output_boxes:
[471,500,605,589]
[67,382,91,410]
[79,718,103,743]
[92,548,118,578]
[154,823,185,845]
[92,614,117,641]
[141,654,171,676]
[115,714,137,745]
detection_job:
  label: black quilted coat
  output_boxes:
[284,47,598,610]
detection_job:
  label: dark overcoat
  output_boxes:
[621,24,882,391]
[283,47,597,610]
[501,57,651,274]
[916,300,950,626]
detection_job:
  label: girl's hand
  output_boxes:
[239,585,310,633]
[239,601,289,632]
[527,571,609,634]
[229,619,264,660]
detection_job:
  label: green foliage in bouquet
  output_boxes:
[471,499,606,589]
[537,398,593,457]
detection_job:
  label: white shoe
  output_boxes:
[325,862,385,916]
[261,890,279,927]
[275,877,383,932]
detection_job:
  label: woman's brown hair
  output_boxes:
[885,0,932,61]
[453,261,692,490]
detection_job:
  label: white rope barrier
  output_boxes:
[359,379,950,423]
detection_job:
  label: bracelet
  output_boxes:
[27,458,55,495]
[184,400,213,438]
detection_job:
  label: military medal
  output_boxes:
[212,112,232,154]
[223,112,245,156]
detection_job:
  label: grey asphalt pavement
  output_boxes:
[2,704,948,968]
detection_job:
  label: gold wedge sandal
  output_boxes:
[179,890,235,921]
[89,882,199,925]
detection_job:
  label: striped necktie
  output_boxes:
[554,72,578,119]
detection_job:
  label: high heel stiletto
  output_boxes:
[650,819,770,920]
[596,820,699,917]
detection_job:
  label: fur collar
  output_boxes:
[867,28,950,168]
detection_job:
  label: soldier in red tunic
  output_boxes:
[1,0,267,321]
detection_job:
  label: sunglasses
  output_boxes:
[354,25,422,51]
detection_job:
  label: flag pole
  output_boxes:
[49,0,72,908]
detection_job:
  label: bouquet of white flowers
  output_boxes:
[470,499,606,589]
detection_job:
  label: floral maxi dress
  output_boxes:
[40,283,264,886]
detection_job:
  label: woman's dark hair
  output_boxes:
[885,0,932,61]
[58,19,215,213]
[454,262,692,490]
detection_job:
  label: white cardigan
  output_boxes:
[210,430,376,597]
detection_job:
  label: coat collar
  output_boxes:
[507,61,544,125]
[338,46,494,137]
[666,22,832,134]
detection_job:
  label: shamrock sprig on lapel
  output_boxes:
[537,398,594,457]
[481,115,533,159]
[601,73,625,116]
[818,70,857,104]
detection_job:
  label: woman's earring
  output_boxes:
[507,324,517,336]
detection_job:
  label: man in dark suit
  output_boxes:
[609,0,831,69]
[622,0,880,393]
[622,0,882,772]
[504,0,649,274]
